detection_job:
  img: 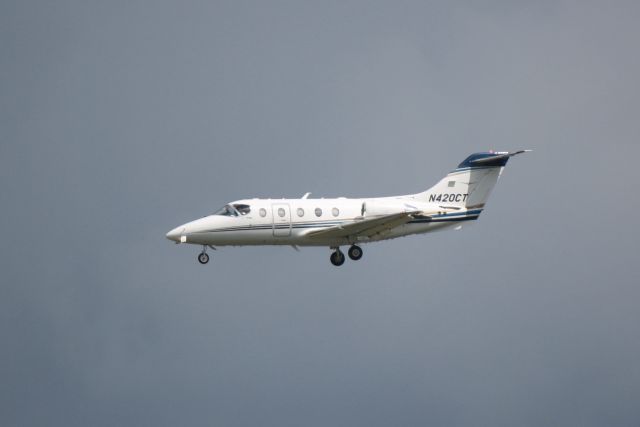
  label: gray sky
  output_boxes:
[2,1,640,426]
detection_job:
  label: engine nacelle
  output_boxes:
[361,200,407,217]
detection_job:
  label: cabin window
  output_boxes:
[315,207,322,217]
[278,208,286,217]
[448,181,455,187]
[297,208,304,217]
[233,204,251,215]
[332,207,339,217]
[259,208,267,217]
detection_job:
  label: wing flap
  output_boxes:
[305,212,417,240]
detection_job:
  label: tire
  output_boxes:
[330,251,345,266]
[198,252,210,264]
[348,245,363,261]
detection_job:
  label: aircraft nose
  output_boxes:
[166,226,184,242]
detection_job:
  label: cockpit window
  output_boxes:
[213,204,251,217]
[213,205,238,216]
[233,204,251,215]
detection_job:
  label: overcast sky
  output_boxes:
[2,1,640,426]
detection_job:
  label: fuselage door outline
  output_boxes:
[272,203,292,237]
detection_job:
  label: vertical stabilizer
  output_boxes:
[412,151,530,210]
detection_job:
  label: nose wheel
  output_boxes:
[330,248,345,266]
[197,252,209,264]
[196,245,216,264]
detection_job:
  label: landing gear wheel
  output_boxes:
[198,252,209,264]
[330,249,345,266]
[348,245,363,261]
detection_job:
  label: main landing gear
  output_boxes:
[330,248,345,266]
[330,245,363,266]
[348,245,363,261]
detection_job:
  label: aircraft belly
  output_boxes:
[184,220,465,247]
[187,228,329,246]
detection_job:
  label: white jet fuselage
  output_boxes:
[166,196,481,248]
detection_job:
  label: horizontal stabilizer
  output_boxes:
[469,150,532,165]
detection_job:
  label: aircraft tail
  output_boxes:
[412,151,530,210]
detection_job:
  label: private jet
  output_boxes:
[166,150,529,266]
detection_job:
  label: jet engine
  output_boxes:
[361,201,407,217]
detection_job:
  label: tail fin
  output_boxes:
[413,151,530,209]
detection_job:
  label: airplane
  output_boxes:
[166,150,530,266]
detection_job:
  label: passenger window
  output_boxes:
[297,208,304,217]
[278,208,286,217]
[259,208,267,217]
[315,207,322,217]
[332,207,339,217]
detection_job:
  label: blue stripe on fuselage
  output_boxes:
[199,210,482,233]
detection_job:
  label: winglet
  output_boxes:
[301,192,311,199]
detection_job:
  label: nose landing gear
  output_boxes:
[198,252,209,264]
[197,245,215,264]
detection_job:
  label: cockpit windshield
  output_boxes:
[233,204,251,215]
[213,205,239,216]
[213,204,251,217]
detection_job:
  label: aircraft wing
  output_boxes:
[305,212,418,240]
